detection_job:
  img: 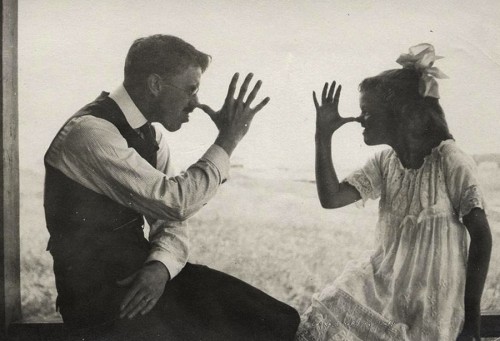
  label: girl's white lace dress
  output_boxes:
[297,140,485,341]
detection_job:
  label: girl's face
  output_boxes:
[359,91,395,146]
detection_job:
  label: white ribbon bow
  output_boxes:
[396,43,448,98]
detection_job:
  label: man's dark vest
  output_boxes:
[44,92,159,323]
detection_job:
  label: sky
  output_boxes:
[18,0,500,178]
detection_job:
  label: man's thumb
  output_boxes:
[197,103,215,117]
[116,272,136,286]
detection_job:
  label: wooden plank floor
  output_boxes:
[7,313,500,340]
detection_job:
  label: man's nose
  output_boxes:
[189,94,199,107]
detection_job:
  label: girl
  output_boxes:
[297,44,492,340]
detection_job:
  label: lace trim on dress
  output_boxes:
[459,185,485,218]
[297,289,407,341]
[344,170,374,204]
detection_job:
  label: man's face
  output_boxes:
[150,65,202,132]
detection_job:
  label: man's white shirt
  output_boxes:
[45,84,230,279]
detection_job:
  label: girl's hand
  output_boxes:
[456,312,481,341]
[313,81,356,138]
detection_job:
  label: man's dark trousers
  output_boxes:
[44,93,299,340]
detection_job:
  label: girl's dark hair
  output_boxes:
[359,68,453,144]
[124,34,211,86]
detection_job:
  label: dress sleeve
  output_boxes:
[442,146,486,218]
[344,151,385,204]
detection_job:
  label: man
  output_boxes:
[44,34,299,340]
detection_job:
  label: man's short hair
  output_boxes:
[124,34,211,85]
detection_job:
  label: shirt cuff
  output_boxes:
[146,250,187,280]
[201,144,230,183]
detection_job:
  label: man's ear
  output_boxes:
[146,74,163,97]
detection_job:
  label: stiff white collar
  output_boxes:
[109,84,148,129]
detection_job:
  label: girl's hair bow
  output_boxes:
[396,43,448,98]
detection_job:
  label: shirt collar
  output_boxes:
[108,84,148,129]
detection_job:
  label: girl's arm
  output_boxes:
[315,134,360,208]
[313,81,360,208]
[458,207,492,340]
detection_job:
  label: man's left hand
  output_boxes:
[116,261,170,319]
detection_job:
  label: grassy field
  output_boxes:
[20,165,500,327]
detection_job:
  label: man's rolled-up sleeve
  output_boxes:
[145,218,189,279]
[200,144,230,184]
[47,117,231,222]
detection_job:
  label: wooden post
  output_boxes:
[0,0,20,338]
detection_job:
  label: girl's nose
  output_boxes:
[356,113,366,126]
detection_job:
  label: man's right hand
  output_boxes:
[197,73,270,156]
